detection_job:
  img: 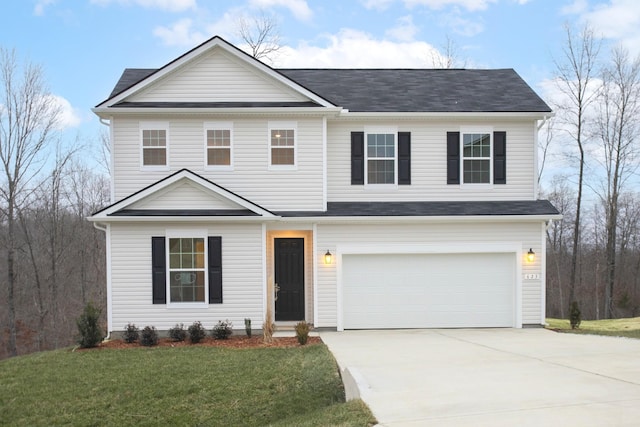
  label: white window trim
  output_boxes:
[165,229,208,308]
[140,121,170,171]
[268,121,297,170]
[459,126,493,187]
[364,126,398,187]
[204,121,234,171]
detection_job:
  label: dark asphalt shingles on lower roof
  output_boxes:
[277,200,560,217]
[106,68,551,113]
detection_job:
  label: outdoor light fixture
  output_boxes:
[324,250,332,265]
[527,248,535,263]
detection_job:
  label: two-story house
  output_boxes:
[89,36,560,335]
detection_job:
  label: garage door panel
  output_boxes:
[342,253,515,329]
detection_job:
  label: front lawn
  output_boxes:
[546,317,640,339]
[0,343,376,426]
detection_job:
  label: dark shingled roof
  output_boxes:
[277,200,560,217]
[106,67,551,113]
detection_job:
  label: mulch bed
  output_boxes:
[85,335,322,350]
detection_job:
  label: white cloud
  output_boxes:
[274,29,444,68]
[403,0,497,11]
[153,18,207,47]
[248,0,312,21]
[90,0,196,12]
[49,95,83,130]
[34,0,56,16]
[360,0,396,10]
[441,12,484,37]
[386,15,419,42]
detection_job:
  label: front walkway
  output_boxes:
[320,328,640,426]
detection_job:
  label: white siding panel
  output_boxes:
[112,117,324,211]
[109,222,264,332]
[129,49,306,103]
[315,221,544,328]
[129,181,245,210]
[327,119,537,202]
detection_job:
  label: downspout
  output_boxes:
[92,222,112,341]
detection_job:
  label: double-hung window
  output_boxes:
[366,131,396,185]
[140,122,169,169]
[269,122,296,168]
[168,237,206,303]
[205,122,233,169]
[462,132,491,184]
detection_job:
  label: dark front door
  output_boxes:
[274,238,305,321]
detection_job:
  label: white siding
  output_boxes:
[112,116,324,211]
[129,180,246,210]
[315,221,545,328]
[129,48,306,103]
[109,222,264,331]
[327,118,537,202]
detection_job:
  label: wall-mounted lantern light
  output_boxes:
[324,250,332,265]
[527,248,535,263]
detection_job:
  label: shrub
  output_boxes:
[76,302,103,348]
[188,321,207,344]
[123,323,139,343]
[140,326,159,347]
[569,301,581,329]
[212,320,233,340]
[295,321,311,345]
[244,318,252,337]
[168,323,187,342]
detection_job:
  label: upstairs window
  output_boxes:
[140,122,169,169]
[269,122,296,167]
[205,122,232,169]
[366,133,396,184]
[462,132,491,184]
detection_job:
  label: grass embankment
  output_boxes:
[0,344,376,426]
[546,317,640,339]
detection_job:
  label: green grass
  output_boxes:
[0,344,376,426]
[546,317,640,339]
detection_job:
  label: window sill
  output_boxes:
[364,184,398,191]
[166,302,209,309]
[204,165,234,172]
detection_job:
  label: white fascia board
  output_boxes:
[87,216,280,223]
[96,37,336,109]
[92,107,343,118]
[335,111,551,120]
[282,214,563,223]
[89,170,276,219]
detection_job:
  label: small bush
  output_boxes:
[569,301,581,329]
[244,318,252,337]
[212,320,233,340]
[188,321,207,344]
[123,323,139,343]
[295,321,311,345]
[168,323,187,342]
[140,326,159,347]
[76,302,103,348]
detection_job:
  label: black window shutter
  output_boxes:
[351,132,365,185]
[208,236,223,304]
[151,237,166,304]
[447,132,460,184]
[398,132,411,185]
[494,131,506,184]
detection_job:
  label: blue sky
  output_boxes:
[2,0,639,152]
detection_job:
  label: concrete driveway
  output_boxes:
[320,328,640,426]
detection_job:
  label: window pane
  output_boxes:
[143,129,166,147]
[271,129,294,147]
[143,148,166,166]
[207,148,230,166]
[271,147,294,165]
[367,133,395,158]
[207,129,230,147]
[368,159,395,184]
[168,237,205,303]
[170,270,205,302]
[463,159,490,183]
[463,133,490,158]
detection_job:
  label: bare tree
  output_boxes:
[0,48,60,357]
[431,35,467,69]
[237,13,282,63]
[593,47,640,318]
[552,23,601,315]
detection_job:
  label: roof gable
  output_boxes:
[96,36,335,109]
[89,169,276,220]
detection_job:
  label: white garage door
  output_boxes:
[342,252,516,329]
